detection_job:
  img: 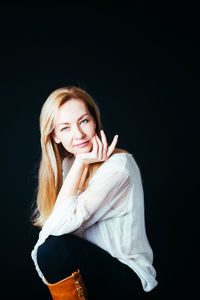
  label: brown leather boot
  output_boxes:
[45,269,88,300]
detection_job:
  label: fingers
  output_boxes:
[107,134,118,158]
[92,130,118,161]
[92,134,103,160]
[92,134,98,154]
[100,130,108,160]
[95,134,103,159]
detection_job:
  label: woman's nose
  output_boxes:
[73,126,85,139]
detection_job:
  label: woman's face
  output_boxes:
[52,99,96,156]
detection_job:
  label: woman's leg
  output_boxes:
[37,234,141,299]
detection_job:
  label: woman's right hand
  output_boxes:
[76,130,118,165]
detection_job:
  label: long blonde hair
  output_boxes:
[32,86,104,227]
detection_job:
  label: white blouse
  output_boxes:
[31,153,158,292]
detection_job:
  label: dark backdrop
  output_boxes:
[1,2,199,299]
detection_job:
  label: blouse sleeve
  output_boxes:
[41,167,131,237]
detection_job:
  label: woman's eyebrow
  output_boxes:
[58,113,89,126]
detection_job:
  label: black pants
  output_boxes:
[37,234,143,299]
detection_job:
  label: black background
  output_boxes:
[1,2,199,299]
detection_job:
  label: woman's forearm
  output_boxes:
[56,158,87,203]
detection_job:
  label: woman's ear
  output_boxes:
[51,131,61,144]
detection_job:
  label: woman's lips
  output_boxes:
[75,141,89,148]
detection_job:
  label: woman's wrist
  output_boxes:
[74,155,89,168]
[56,156,87,202]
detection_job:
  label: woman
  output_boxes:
[31,86,158,299]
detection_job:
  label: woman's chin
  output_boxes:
[74,144,93,155]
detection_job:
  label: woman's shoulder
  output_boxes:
[99,148,133,173]
[112,148,130,154]
[106,148,139,177]
[90,148,138,184]
[110,148,133,161]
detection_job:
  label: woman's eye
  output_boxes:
[61,126,69,131]
[61,119,88,131]
[81,119,88,124]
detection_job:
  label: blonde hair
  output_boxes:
[32,86,104,227]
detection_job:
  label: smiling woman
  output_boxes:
[31,86,157,300]
[32,86,106,226]
[52,100,97,156]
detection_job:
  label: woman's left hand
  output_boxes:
[76,130,118,165]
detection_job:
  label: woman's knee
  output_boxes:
[37,234,78,282]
